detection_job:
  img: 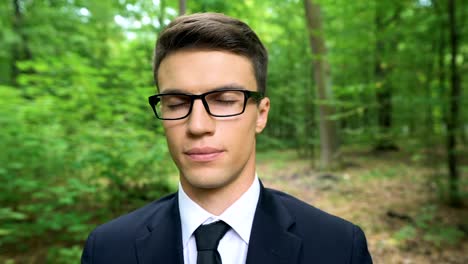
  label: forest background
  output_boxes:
[0,0,466,263]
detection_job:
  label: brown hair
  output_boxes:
[153,13,268,93]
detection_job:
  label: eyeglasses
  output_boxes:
[148,89,264,120]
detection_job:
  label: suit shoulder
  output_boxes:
[266,188,355,231]
[91,192,177,237]
[265,188,373,262]
[81,193,179,262]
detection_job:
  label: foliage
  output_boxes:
[430,171,468,204]
[47,245,83,264]
[0,0,175,259]
[0,0,466,262]
[394,205,465,247]
[0,77,173,250]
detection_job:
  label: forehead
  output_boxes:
[157,50,257,94]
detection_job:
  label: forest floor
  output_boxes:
[257,148,468,264]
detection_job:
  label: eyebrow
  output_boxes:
[160,84,248,94]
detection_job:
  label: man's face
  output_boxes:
[157,50,269,195]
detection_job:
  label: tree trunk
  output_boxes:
[11,0,32,87]
[158,0,166,29]
[446,0,461,207]
[303,0,339,169]
[0,1,12,84]
[373,2,398,152]
[179,0,186,16]
[11,0,22,86]
[435,0,447,136]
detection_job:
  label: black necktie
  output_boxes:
[194,221,231,264]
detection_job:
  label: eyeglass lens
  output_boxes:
[155,90,246,119]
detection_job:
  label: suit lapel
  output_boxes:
[135,194,184,264]
[246,183,302,264]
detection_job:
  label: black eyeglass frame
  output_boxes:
[148,89,265,120]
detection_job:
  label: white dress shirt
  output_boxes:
[178,176,260,264]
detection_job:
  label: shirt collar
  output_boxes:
[178,175,260,247]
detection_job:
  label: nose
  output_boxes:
[186,99,215,136]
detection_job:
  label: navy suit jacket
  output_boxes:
[81,183,373,263]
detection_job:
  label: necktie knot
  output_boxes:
[194,221,230,251]
[194,221,230,264]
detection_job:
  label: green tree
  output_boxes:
[304,0,339,168]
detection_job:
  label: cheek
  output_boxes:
[163,126,183,152]
[219,117,257,142]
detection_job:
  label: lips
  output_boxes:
[184,147,224,162]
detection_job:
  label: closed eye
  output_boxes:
[167,102,191,109]
[213,99,238,105]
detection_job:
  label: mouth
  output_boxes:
[184,147,225,162]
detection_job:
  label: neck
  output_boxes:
[181,173,256,216]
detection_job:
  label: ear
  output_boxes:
[255,97,270,134]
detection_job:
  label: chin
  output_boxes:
[184,171,234,190]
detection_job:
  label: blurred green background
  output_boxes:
[0,0,466,263]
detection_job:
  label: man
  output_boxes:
[81,13,372,264]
